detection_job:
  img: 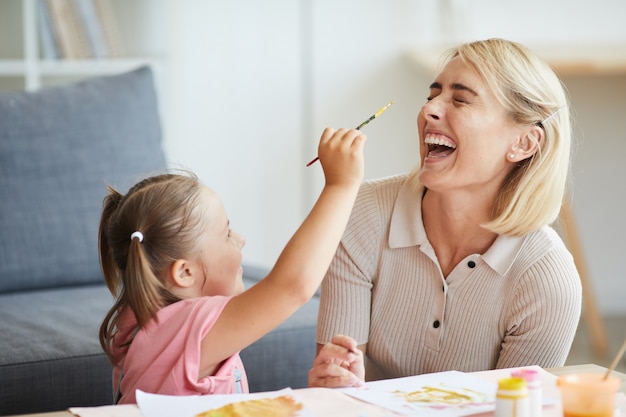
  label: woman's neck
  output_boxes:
[421,189,498,277]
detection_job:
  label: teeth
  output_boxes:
[425,133,456,149]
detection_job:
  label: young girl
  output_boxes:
[99,127,366,403]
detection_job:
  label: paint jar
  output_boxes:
[495,377,529,417]
[557,373,620,417]
[511,369,542,416]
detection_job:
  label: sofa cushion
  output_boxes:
[240,294,319,392]
[0,66,167,293]
[237,264,319,392]
[0,284,114,415]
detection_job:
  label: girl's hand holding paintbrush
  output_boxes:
[317,127,366,188]
[307,101,394,167]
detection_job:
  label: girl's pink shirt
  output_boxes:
[111,296,249,404]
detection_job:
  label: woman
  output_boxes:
[309,38,582,388]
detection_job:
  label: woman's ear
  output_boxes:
[169,259,195,288]
[508,125,543,162]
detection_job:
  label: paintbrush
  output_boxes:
[306,100,394,167]
[603,335,626,380]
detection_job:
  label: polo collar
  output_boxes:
[388,180,525,276]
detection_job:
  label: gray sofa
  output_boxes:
[0,67,319,416]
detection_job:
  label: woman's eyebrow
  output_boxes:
[429,81,442,90]
[429,81,478,96]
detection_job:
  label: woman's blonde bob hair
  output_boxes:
[409,38,572,236]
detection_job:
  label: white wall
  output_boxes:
[161,0,305,276]
[159,0,626,315]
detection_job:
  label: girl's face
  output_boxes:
[417,56,522,196]
[192,187,246,298]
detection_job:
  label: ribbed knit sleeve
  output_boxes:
[496,228,582,368]
[316,176,406,345]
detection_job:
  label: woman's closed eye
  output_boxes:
[425,95,468,105]
[453,96,467,105]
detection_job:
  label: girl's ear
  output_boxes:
[508,125,544,162]
[169,259,195,288]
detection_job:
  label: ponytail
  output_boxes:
[99,186,123,295]
[125,236,166,327]
[98,186,125,362]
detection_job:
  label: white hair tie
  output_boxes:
[130,231,144,243]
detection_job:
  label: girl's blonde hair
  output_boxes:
[98,172,206,363]
[409,38,572,236]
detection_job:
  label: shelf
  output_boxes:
[408,43,626,76]
[0,60,26,75]
[0,0,162,91]
[0,58,159,76]
[39,58,159,75]
[532,44,626,76]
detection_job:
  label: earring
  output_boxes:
[509,153,516,159]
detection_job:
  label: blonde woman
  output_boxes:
[310,38,582,388]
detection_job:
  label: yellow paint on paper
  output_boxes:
[195,395,303,417]
[392,385,488,405]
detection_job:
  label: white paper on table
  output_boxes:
[341,370,498,416]
[136,388,315,417]
[342,368,562,417]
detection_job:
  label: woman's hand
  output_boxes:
[308,334,365,388]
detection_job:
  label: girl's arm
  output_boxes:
[199,127,365,378]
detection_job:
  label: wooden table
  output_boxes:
[8,364,626,417]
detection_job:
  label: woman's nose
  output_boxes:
[421,99,442,121]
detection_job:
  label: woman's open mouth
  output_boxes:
[425,133,457,158]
